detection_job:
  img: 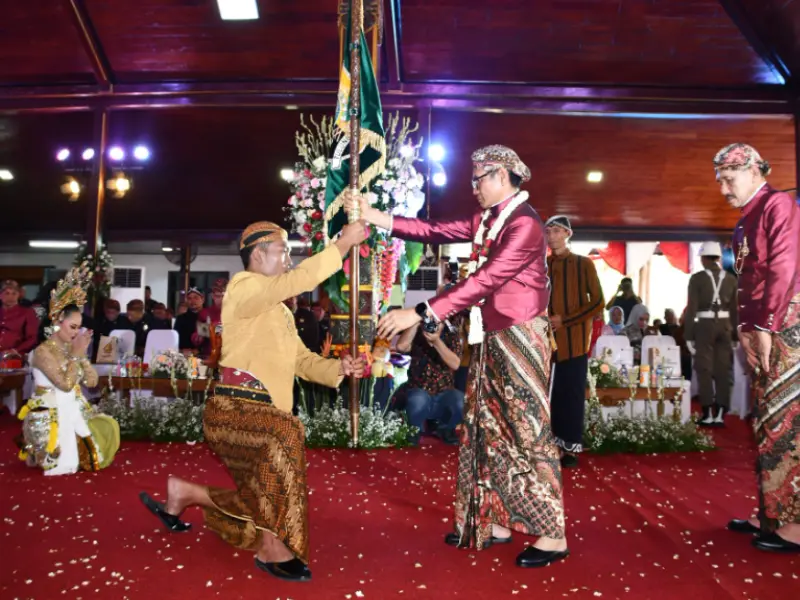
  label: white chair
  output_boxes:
[593,335,631,358]
[109,329,136,357]
[143,329,179,363]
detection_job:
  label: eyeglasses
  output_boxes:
[471,170,496,190]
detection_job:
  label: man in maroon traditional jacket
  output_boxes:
[0,280,39,355]
[345,145,568,568]
[714,143,800,553]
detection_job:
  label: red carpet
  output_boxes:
[1,412,797,600]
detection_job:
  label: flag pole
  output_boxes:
[347,0,364,447]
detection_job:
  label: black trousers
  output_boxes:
[550,354,589,453]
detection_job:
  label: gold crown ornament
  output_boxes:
[49,265,93,322]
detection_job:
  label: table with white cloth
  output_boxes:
[588,379,692,423]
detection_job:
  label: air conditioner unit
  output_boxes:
[110,266,145,308]
[404,266,440,308]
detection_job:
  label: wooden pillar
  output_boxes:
[85,110,108,257]
[84,109,108,317]
[179,245,192,295]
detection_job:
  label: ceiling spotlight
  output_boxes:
[587,171,603,183]
[107,173,131,197]
[56,148,70,161]
[432,172,447,187]
[400,145,414,158]
[0,169,13,181]
[280,168,295,182]
[133,145,150,161]
[217,0,259,21]
[82,148,95,160]
[29,240,80,249]
[61,178,81,201]
[428,144,445,162]
[108,146,125,161]
[162,246,173,252]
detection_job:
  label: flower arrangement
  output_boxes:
[99,394,205,443]
[150,349,191,379]
[73,242,114,299]
[284,113,426,314]
[588,358,626,388]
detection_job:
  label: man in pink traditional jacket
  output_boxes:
[714,143,800,554]
[0,280,39,355]
[345,144,568,569]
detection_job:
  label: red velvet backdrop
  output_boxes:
[659,242,690,274]
[596,241,626,275]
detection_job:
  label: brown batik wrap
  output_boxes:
[454,316,565,549]
[753,294,800,531]
[202,372,310,563]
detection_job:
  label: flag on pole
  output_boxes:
[323,0,386,241]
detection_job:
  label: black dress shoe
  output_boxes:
[444,532,512,548]
[254,557,312,582]
[516,545,570,568]
[560,454,579,469]
[751,532,800,554]
[139,492,192,532]
[727,519,760,535]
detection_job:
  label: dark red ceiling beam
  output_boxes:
[382,0,403,90]
[718,0,793,85]
[65,0,114,89]
[0,80,792,115]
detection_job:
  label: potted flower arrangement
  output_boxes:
[73,242,114,300]
[150,350,191,379]
[588,358,625,388]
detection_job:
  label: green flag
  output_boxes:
[323,0,386,241]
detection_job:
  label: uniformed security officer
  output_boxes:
[684,242,738,426]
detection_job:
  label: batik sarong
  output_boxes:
[754,295,800,531]
[454,316,566,549]
[202,383,310,563]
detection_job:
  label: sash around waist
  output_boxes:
[217,367,272,404]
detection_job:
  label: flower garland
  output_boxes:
[73,242,114,298]
[466,191,530,344]
[283,113,426,313]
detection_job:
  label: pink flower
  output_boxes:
[600,364,610,374]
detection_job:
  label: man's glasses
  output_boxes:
[471,170,496,190]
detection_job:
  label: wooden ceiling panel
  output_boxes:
[0,1,94,85]
[426,111,796,232]
[400,0,781,86]
[84,0,341,82]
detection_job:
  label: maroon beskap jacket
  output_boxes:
[392,195,550,331]
[732,184,800,333]
[0,303,39,354]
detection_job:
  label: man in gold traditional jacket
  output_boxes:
[140,219,367,582]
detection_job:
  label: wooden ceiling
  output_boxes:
[0,0,798,242]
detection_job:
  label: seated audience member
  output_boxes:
[92,299,125,361]
[174,288,204,354]
[0,279,38,355]
[660,308,680,338]
[193,279,227,357]
[601,306,626,336]
[147,303,172,330]
[625,304,658,364]
[118,299,148,356]
[395,315,464,446]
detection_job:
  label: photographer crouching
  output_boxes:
[395,262,465,446]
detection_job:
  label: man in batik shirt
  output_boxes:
[345,145,568,568]
[714,143,800,554]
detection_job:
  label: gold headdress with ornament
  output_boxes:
[49,266,92,321]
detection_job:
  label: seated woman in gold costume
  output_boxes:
[18,268,120,475]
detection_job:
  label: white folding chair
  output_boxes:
[109,329,136,357]
[143,329,179,363]
[640,335,676,364]
[593,335,631,358]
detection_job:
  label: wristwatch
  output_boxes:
[415,302,438,333]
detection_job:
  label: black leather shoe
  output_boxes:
[516,546,570,568]
[254,557,312,581]
[752,532,800,554]
[560,454,579,469]
[444,532,512,548]
[139,492,192,532]
[727,519,760,535]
